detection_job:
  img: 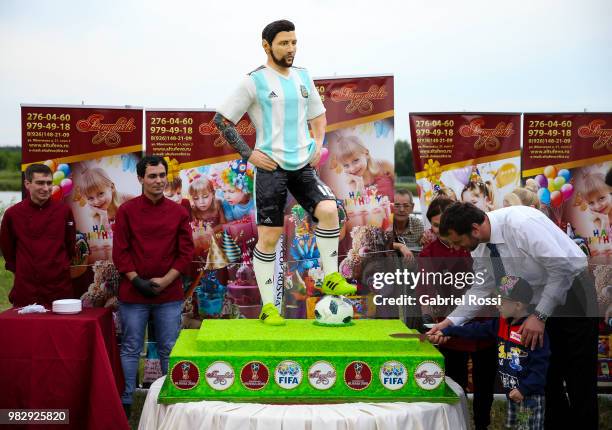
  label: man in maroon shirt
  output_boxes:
[1,164,76,307]
[112,156,194,414]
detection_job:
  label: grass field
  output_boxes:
[0,257,13,311]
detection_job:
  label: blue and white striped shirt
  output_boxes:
[217,66,326,171]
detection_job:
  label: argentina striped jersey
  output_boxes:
[217,66,326,171]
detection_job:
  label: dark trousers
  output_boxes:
[544,270,599,429]
[544,317,598,429]
[442,344,497,430]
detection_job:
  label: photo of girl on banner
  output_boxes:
[172,159,258,322]
[69,153,142,307]
[418,159,520,222]
[283,118,395,319]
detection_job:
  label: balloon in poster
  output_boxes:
[534,174,548,189]
[560,183,574,200]
[550,190,563,208]
[538,188,551,205]
[495,163,518,188]
[544,165,557,179]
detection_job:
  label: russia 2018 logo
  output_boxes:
[170,360,200,390]
[344,361,372,391]
[240,361,269,390]
[274,360,302,390]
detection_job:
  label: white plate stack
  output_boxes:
[52,299,82,314]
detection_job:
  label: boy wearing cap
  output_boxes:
[433,276,550,429]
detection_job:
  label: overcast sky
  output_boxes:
[1,0,611,146]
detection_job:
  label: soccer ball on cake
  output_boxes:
[314,295,354,326]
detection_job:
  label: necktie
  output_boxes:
[486,243,506,284]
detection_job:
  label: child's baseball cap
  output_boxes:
[496,275,533,305]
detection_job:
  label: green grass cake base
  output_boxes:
[158,319,458,404]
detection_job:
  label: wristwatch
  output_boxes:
[533,310,548,323]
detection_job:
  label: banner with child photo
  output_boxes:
[21,104,143,309]
[280,75,395,319]
[410,113,522,224]
[521,113,612,384]
[145,109,258,324]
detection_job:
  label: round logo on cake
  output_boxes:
[240,361,269,391]
[205,361,235,391]
[170,360,200,390]
[414,361,444,391]
[379,361,407,391]
[274,360,302,390]
[344,361,372,391]
[308,361,337,390]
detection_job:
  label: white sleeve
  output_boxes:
[217,76,255,125]
[448,253,497,326]
[307,74,325,120]
[517,218,588,316]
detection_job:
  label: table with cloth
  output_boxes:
[0,307,129,430]
[139,376,469,430]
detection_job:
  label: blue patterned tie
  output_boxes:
[486,243,506,283]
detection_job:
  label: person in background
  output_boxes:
[392,189,423,259]
[1,163,76,307]
[112,156,194,417]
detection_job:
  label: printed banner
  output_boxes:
[521,114,612,355]
[410,113,521,219]
[282,75,395,319]
[522,113,612,263]
[21,104,144,307]
[145,109,258,321]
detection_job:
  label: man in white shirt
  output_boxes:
[214,20,356,326]
[428,202,598,429]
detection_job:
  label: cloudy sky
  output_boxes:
[1,0,611,146]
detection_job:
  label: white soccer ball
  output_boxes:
[314,295,354,326]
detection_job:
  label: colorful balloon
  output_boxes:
[560,183,574,200]
[538,188,551,205]
[452,166,473,187]
[52,170,65,185]
[558,169,571,183]
[550,190,563,208]
[553,176,566,189]
[495,163,518,188]
[51,185,63,201]
[57,163,71,177]
[543,165,557,179]
[319,147,330,166]
[60,178,73,195]
[534,174,548,189]
[44,159,56,171]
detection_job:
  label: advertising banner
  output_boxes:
[410,113,521,220]
[282,75,395,319]
[21,104,144,306]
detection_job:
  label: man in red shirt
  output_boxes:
[1,163,76,307]
[112,156,194,414]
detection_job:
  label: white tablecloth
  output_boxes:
[138,376,469,430]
